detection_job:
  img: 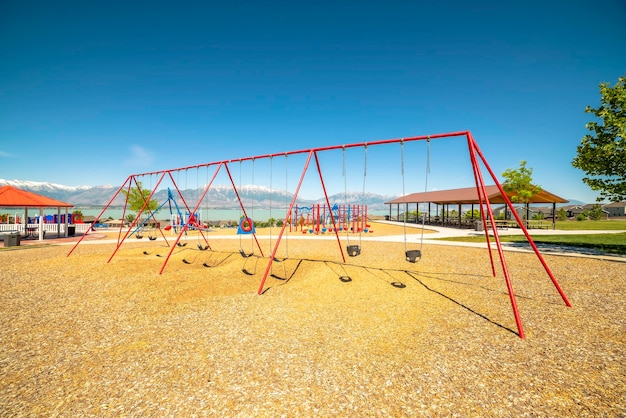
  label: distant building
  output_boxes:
[604,201,626,217]
[565,204,609,219]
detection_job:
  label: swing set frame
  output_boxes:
[67,131,571,339]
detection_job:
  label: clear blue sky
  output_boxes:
[1,1,625,202]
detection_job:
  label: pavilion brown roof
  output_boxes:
[0,185,74,208]
[385,185,568,205]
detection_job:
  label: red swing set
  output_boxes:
[67,131,571,339]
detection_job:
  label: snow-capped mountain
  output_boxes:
[0,179,118,205]
[314,191,396,208]
[0,179,395,210]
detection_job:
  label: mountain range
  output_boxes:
[0,179,398,211]
[0,179,588,211]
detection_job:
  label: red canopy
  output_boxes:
[0,186,73,208]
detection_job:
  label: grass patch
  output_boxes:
[555,219,626,230]
[437,233,626,255]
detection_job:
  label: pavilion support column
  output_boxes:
[38,207,44,241]
[552,202,556,230]
[56,207,61,238]
[458,203,462,228]
[65,207,69,237]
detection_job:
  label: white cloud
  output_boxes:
[0,150,13,158]
[131,145,154,161]
[124,145,155,167]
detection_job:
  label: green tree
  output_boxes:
[572,75,626,202]
[501,160,542,225]
[502,160,542,204]
[464,209,481,219]
[121,182,158,218]
[557,208,567,221]
[588,204,605,221]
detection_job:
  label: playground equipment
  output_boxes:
[291,203,369,235]
[130,187,181,240]
[68,131,572,339]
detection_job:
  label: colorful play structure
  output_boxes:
[292,204,370,234]
[67,131,571,338]
[129,188,209,241]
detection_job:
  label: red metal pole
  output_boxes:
[314,151,346,262]
[466,136,496,277]
[107,179,135,263]
[223,162,265,257]
[467,135,526,338]
[158,171,196,274]
[184,163,223,250]
[138,173,172,245]
[470,135,572,307]
[66,176,132,257]
[258,150,315,295]
[128,173,167,238]
[116,180,133,245]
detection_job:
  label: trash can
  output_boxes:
[475,221,483,231]
[68,225,76,236]
[3,233,20,247]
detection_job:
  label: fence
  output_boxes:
[0,223,91,235]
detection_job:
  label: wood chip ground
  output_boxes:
[1,223,624,416]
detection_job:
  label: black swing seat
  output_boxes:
[405,249,421,263]
[346,245,361,257]
[148,236,157,241]
[177,242,187,247]
[136,233,143,239]
[239,249,254,258]
[197,244,209,251]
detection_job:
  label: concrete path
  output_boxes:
[372,221,626,262]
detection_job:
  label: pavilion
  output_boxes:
[385,185,568,229]
[0,185,74,241]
